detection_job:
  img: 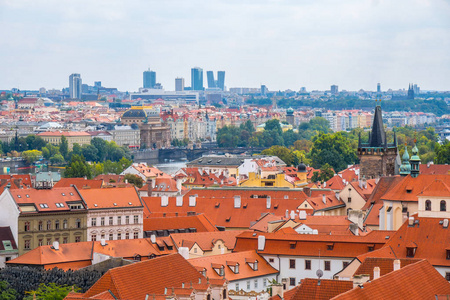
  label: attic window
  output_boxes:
[17,195,21,198]
[94,204,98,207]
[215,202,220,208]
[367,244,375,252]
[289,242,296,249]
[55,203,64,208]
[62,193,65,196]
[70,192,74,196]
[26,194,29,198]
[284,195,288,199]
[39,204,49,208]
[226,217,231,222]
[446,249,450,260]
[113,203,117,206]
[274,204,279,209]
[327,243,334,250]
[128,202,132,205]
[243,203,248,209]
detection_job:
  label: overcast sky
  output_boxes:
[1,0,449,92]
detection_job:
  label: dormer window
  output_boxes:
[406,243,417,257]
[246,259,258,271]
[327,243,334,250]
[290,242,296,249]
[367,244,375,252]
[446,249,450,260]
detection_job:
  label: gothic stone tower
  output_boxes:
[358,103,398,179]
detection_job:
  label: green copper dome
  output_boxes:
[286,107,294,115]
[399,145,411,176]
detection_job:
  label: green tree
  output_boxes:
[22,150,43,164]
[91,138,107,161]
[49,154,65,165]
[24,283,79,300]
[0,280,18,300]
[72,143,82,156]
[59,135,69,160]
[41,144,60,160]
[64,155,92,179]
[81,145,99,162]
[310,132,357,172]
[435,143,450,164]
[124,173,144,188]
[26,135,47,151]
[260,145,299,166]
[265,119,282,136]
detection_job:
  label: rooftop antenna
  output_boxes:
[316,249,323,285]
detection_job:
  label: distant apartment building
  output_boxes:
[87,131,113,142]
[143,69,156,89]
[69,73,82,99]
[37,131,91,150]
[175,77,185,91]
[331,85,339,95]
[109,125,140,148]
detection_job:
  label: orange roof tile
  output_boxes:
[189,250,278,281]
[353,257,420,280]
[170,230,243,251]
[54,178,103,189]
[143,214,217,233]
[272,278,353,300]
[78,187,142,209]
[83,254,206,299]
[332,260,450,299]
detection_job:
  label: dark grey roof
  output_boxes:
[122,109,146,118]
[187,155,252,166]
[369,105,386,147]
[0,226,17,251]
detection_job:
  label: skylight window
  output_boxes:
[62,193,65,196]
[39,204,49,208]
[17,195,21,198]
[26,195,29,198]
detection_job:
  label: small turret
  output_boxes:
[410,141,420,178]
[399,144,411,176]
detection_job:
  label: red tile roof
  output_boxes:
[170,230,243,251]
[189,250,278,281]
[420,164,450,175]
[332,260,450,299]
[37,131,91,137]
[83,254,207,299]
[353,257,420,280]
[143,214,218,233]
[272,278,353,300]
[10,187,84,213]
[78,187,142,209]
[234,230,393,258]
[381,174,450,202]
[54,178,103,189]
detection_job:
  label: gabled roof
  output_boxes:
[7,238,169,270]
[381,175,450,202]
[188,250,278,281]
[271,278,353,300]
[83,254,206,299]
[353,257,420,280]
[170,230,243,251]
[78,187,142,209]
[418,179,450,197]
[331,260,450,299]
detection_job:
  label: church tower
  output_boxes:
[410,142,421,178]
[358,101,398,179]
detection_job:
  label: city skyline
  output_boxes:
[1,0,449,92]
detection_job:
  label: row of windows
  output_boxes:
[289,259,349,271]
[24,219,81,232]
[91,232,139,241]
[235,278,268,291]
[91,215,139,227]
[24,236,81,249]
[425,200,447,212]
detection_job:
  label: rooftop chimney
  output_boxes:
[52,241,59,250]
[271,284,283,298]
[161,195,169,207]
[393,259,401,271]
[100,239,106,246]
[322,194,326,204]
[189,195,197,207]
[178,247,190,260]
[150,234,156,244]
[373,267,380,280]
[285,209,289,219]
[444,219,449,229]
[266,196,271,209]
[290,210,296,220]
[303,187,311,197]
[176,178,182,193]
[408,217,414,226]
[299,210,307,220]
[257,235,266,251]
